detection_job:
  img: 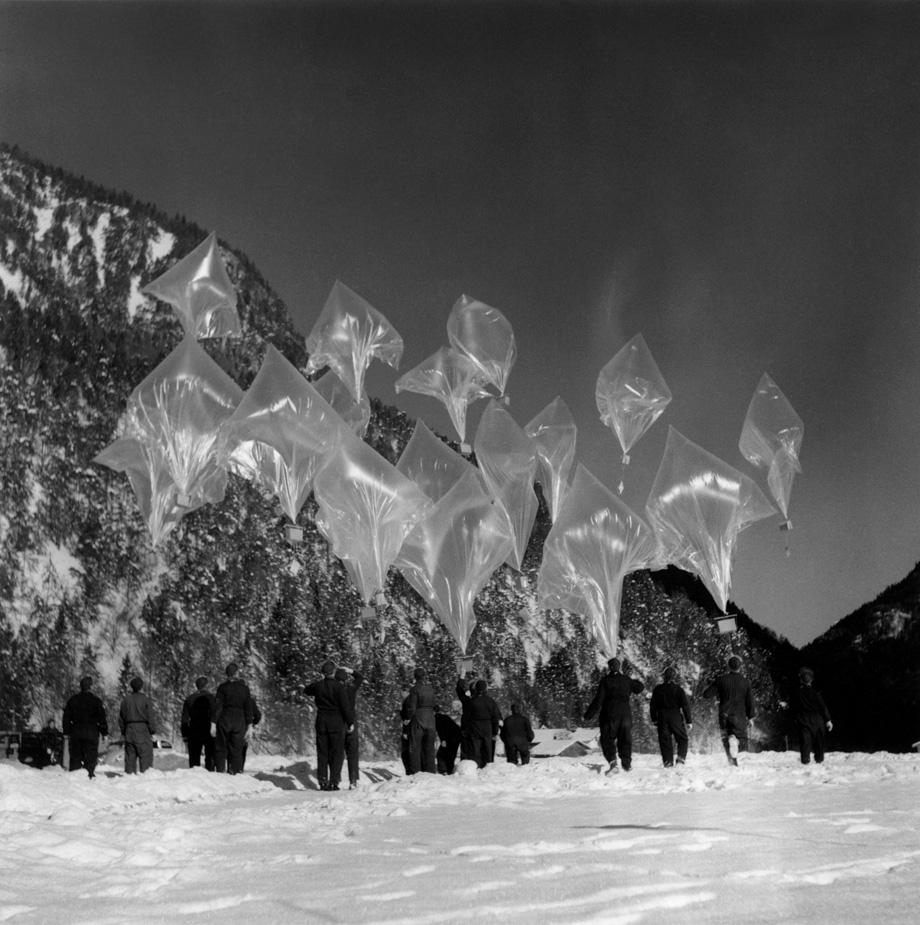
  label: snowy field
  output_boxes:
[1,747,918,924]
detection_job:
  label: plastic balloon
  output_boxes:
[396,468,515,655]
[304,280,403,403]
[119,335,243,517]
[447,295,516,397]
[473,400,538,571]
[646,427,776,613]
[141,232,241,339]
[538,464,658,657]
[739,373,803,526]
[596,334,671,488]
[396,420,473,504]
[525,396,577,521]
[312,430,432,605]
[313,369,371,438]
[394,346,491,448]
[225,345,349,523]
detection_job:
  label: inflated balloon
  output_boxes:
[396,468,514,655]
[396,420,473,504]
[304,280,403,404]
[313,430,432,606]
[538,464,657,657]
[141,232,241,339]
[93,436,185,546]
[646,427,776,613]
[314,369,371,438]
[596,333,671,490]
[739,373,803,527]
[525,396,577,521]
[447,295,516,397]
[473,400,538,571]
[225,345,349,523]
[394,346,491,450]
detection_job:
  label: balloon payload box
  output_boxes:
[284,524,304,544]
[455,654,476,677]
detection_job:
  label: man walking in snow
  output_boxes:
[181,675,216,771]
[213,663,257,775]
[584,657,644,773]
[500,703,535,765]
[303,661,354,791]
[459,679,502,768]
[335,666,364,787]
[787,666,833,765]
[405,667,438,774]
[703,655,755,766]
[119,676,156,774]
[63,676,108,779]
[649,666,693,767]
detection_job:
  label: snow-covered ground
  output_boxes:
[1,746,918,924]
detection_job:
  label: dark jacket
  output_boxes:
[467,691,502,739]
[649,682,692,726]
[456,678,474,731]
[343,672,364,718]
[405,681,437,730]
[214,678,256,732]
[789,685,831,725]
[703,671,755,722]
[304,678,354,729]
[435,712,462,747]
[584,672,644,722]
[63,691,108,741]
[181,689,216,738]
[500,713,534,748]
[119,691,155,736]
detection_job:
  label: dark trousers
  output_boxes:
[400,729,412,774]
[124,727,153,774]
[468,733,493,769]
[316,719,346,788]
[344,729,359,784]
[215,726,246,774]
[797,717,826,764]
[69,736,99,777]
[188,732,215,771]
[504,740,530,765]
[655,715,688,767]
[408,721,437,773]
[437,739,460,774]
[719,714,749,763]
[599,713,633,770]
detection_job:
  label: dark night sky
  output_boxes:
[4,0,920,645]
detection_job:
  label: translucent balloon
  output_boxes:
[524,396,577,521]
[93,436,185,546]
[646,427,776,613]
[225,345,349,523]
[396,468,515,654]
[596,334,671,484]
[141,232,241,339]
[304,280,404,403]
[447,294,516,397]
[121,335,243,511]
[312,430,433,605]
[394,346,491,448]
[396,420,473,504]
[739,373,804,525]
[313,369,371,438]
[538,464,658,657]
[473,400,538,571]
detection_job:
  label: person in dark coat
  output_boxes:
[63,676,108,779]
[119,676,156,774]
[788,667,833,765]
[303,661,354,791]
[649,666,693,767]
[703,655,755,766]
[240,695,261,772]
[181,676,216,771]
[435,707,462,774]
[399,690,412,774]
[405,667,438,774]
[455,675,475,761]
[583,657,644,773]
[335,667,364,788]
[500,703,534,765]
[213,663,257,775]
[464,679,502,768]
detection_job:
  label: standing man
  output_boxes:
[405,667,438,774]
[500,703,535,765]
[304,661,354,791]
[703,655,755,766]
[63,676,108,779]
[335,666,364,788]
[583,657,644,774]
[788,667,833,765]
[181,676,216,771]
[213,663,257,775]
[464,679,502,768]
[119,676,156,774]
[649,666,693,768]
